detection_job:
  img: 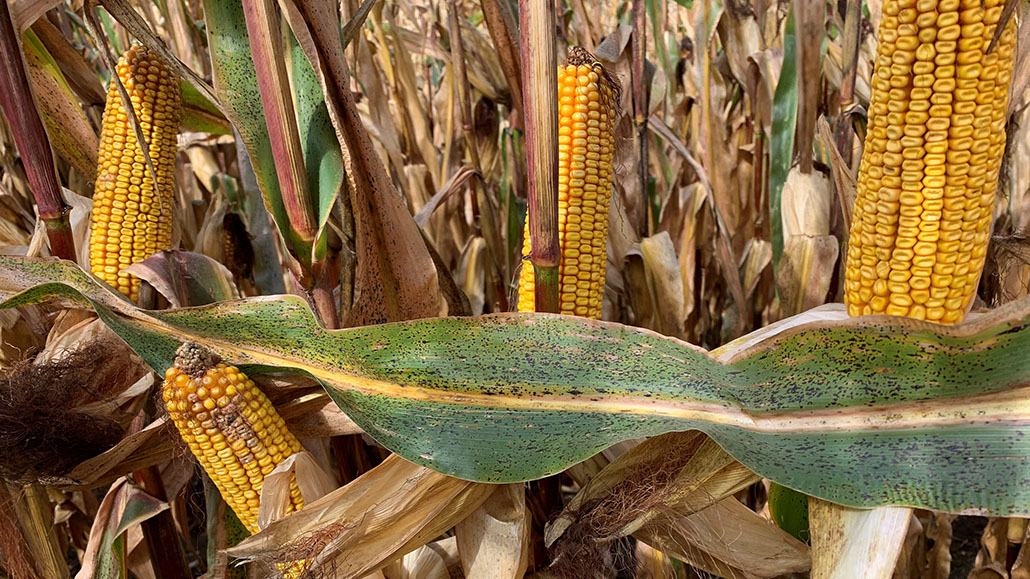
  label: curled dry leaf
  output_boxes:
[456,236,488,316]
[226,454,493,579]
[74,477,169,579]
[546,432,760,563]
[1009,518,1030,579]
[926,512,953,579]
[775,234,839,317]
[456,483,530,579]
[635,496,810,578]
[256,450,337,531]
[123,249,240,308]
[384,536,461,579]
[970,517,1012,579]
[638,233,686,339]
[809,499,911,579]
[780,166,831,240]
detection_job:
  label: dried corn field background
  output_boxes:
[2,0,1030,577]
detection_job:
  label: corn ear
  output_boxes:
[517,47,618,319]
[161,343,304,535]
[844,0,1016,324]
[89,45,180,301]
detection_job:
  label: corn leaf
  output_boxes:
[75,477,169,579]
[123,250,239,308]
[21,28,98,181]
[179,80,231,135]
[3,257,1030,516]
[204,0,340,267]
[769,10,798,265]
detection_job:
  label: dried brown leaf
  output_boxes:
[639,233,686,339]
[809,499,911,578]
[781,167,831,239]
[280,393,363,439]
[776,234,839,317]
[546,431,759,549]
[256,450,337,530]
[636,496,810,578]
[971,517,1013,579]
[227,454,493,579]
[456,236,487,316]
[456,483,530,579]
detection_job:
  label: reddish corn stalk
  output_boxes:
[519,0,560,314]
[0,0,74,261]
[631,0,648,235]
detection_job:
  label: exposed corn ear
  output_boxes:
[89,45,180,302]
[517,47,618,319]
[844,0,1017,324]
[161,343,303,535]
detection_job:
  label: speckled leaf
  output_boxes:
[22,28,98,181]
[3,257,1030,516]
[123,250,239,308]
[289,31,343,245]
[76,477,169,579]
[180,80,231,135]
[204,0,339,266]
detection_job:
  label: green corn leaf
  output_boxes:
[2,256,1030,516]
[180,80,232,135]
[204,0,341,267]
[770,10,798,266]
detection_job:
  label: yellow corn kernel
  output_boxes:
[161,343,304,535]
[89,45,180,302]
[844,0,1015,323]
[517,47,618,319]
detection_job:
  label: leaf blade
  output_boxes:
[3,257,1030,516]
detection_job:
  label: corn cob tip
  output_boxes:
[173,342,222,378]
